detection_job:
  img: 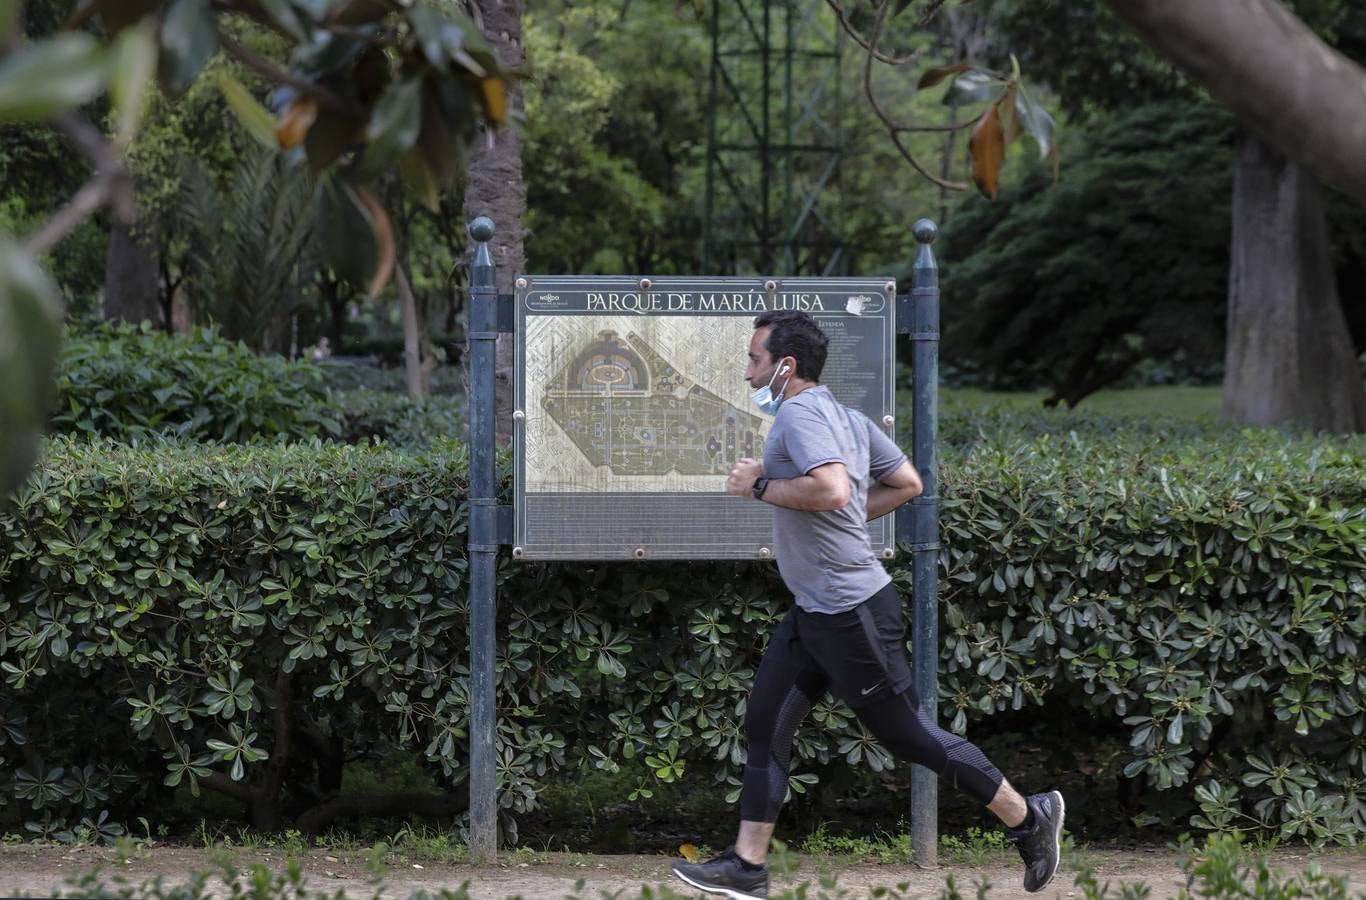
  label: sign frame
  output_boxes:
[512,275,898,561]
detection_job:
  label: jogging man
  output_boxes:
[670,310,1064,899]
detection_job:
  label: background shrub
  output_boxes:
[1,423,1362,846]
[52,324,341,443]
[337,390,465,450]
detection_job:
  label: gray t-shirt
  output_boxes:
[762,385,908,613]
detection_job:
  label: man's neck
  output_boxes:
[781,379,819,400]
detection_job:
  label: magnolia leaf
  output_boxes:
[325,0,394,27]
[254,0,308,40]
[941,70,1000,108]
[64,0,162,33]
[917,64,973,90]
[0,242,62,503]
[968,104,1006,199]
[1000,82,1022,144]
[219,74,278,148]
[408,6,462,71]
[416,99,460,183]
[478,76,507,127]
[1014,84,1057,163]
[0,33,107,123]
[315,176,378,288]
[352,46,390,106]
[158,0,218,97]
[303,108,362,173]
[277,97,320,150]
[109,22,158,148]
[351,184,396,297]
[398,147,440,212]
[364,77,422,167]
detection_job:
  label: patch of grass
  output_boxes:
[509,845,551,865]
[939,826,1014,866]
[799,822,917,864]
[939,386,1222,420]
[383,824,469,865]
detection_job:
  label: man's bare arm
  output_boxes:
[726,457,851,511]
[758,462,851,511]
[866,459,923,520]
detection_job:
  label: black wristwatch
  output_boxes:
[752,477,770,500]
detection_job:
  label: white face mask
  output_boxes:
[751,362,792,415]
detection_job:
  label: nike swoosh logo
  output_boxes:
[860,682,884,696]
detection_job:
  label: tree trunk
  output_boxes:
[397,263,428,399]
[462,0,526,447]
[103,221,160,326]
[1098,0,1366,207]
[1223,134,1366,433]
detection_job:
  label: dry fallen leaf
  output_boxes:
[679,843,701,863]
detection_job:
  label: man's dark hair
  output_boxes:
[754,309,829,381]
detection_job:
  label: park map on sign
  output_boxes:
[523,315,766,493]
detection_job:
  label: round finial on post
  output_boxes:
[913,219,938,245]
[469,216,495,242]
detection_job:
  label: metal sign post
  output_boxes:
[466,216,500,859]
[901,219,941,865]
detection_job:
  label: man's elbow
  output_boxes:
[906,475,924,499]
[827,482,852,510]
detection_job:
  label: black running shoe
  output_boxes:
[670,846,768,900]
[1007,790,1066,892]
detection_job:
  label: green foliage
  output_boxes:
[2,419,1363,844]
[0,0,510,501]
[0,241,62,503]
[52,322,340,443]
[936,425,1365,845]
[1175,833,1355,900]
[799,822,917,864]
[937,100,1234,401]
[338,389,465,450]
[988,1,1193,118]
[523,4,707,274]
[937,827,1012,865]
[175,150,316,350]
[1,437,471,840]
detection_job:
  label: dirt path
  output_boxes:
[2,845,1363,899]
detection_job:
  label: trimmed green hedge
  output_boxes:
[1,427,1362,846]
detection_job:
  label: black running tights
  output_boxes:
[739,614,1004,823]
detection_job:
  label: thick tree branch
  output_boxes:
[260,671,292,806]
[200,771,258,805]
[1098,0,1366,207]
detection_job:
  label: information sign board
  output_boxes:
[513,276,897,560]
